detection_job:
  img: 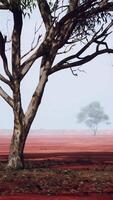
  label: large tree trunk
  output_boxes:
[7,124,26,169]
[7,7,25,169]
[7,71,48,169]
[7,80,26,169]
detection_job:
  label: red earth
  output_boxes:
[0,130,113,200]
[1,130,113,155]
[0,194,113,200]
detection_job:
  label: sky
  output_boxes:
[0,7,113,130]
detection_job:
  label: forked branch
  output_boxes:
[20,43,45,79]
[49,21,113,74]
[50,48,113,74]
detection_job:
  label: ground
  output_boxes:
[0,130,113,200]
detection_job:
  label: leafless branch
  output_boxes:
[0,86,14,108]
[49,48,113,75]
[70,67,86,77]
[20,42,45,79]
[29,21,43,52]
[2,55,12,80]
[70,67,78,77]
[0,73,12,87]
[21,21,42,60]
[58,44,76,54]
[21,34,42,60]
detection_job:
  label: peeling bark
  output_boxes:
[7,80,25,169]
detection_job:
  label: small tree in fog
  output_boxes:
[77,102,109,135]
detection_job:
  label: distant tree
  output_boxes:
[77,102,110,135]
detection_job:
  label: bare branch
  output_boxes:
[2,56,12,80]
[49,48,113,75]
[0,74,12,86]
[58,44,76,54]
[21,34,42,60]
[50,36,94,71]
[20,43,45,79]
[0,86,14,108]
[70,67,78,77]
[70,67,86,77]
[0,32,12,80]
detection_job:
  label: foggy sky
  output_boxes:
[0,9,113,130]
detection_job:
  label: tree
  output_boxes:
[0,0,113,169]
[77,102,110,135]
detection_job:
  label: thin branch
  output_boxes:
[58,43,76,54]
[51,35,94,69]
[21,21,43,60]
[31,25,41,49]
[21,35,42,60]
[20,43,45,79]
[0,86,14,108]
[70,67,86,77]
[70,67,78,76]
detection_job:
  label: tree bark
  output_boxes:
[7,125,25,169]
[7,69,49,169]
[7,6,24,169]
[7,80,26,169]
[7,79,48,169]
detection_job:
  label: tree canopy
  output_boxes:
[77,102,110,135]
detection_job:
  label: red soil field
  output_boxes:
[0,194,113,200]
[1,130,113,200]
[1,130,113,155]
